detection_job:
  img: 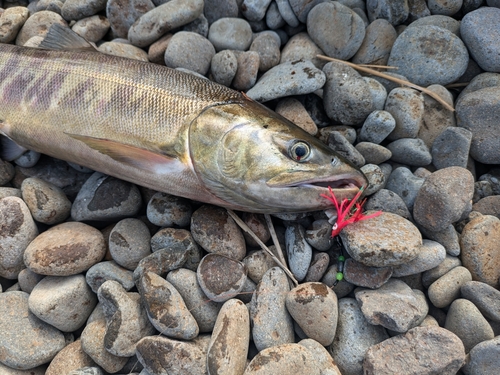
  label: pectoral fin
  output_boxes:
[66,133,184,174]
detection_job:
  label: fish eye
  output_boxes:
[289,141,311,162]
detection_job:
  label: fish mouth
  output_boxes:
[288,174,367,191]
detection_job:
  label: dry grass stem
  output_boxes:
[317,54,455,112]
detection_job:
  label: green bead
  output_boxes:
[338,255,345,261]
[336,272,344,281]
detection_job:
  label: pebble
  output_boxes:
[280,32,324,69]
[422,254,462,288]
[108,218,151,270]
[0,159,15,186]
[71,15,110,43]
[196,253,247,302]
[97,280,155,357]
[207,299,249,375]
[355,279,428,332]
[329,298,389,375]
[365,76,388,110]
[365,189,412,220]
[203,0,239,24]
[132,247,188,282]
[71,172,142,222]
[340,212,422,267]
[244,343,321,375]
[359,110,396,144]
[344,258,393,289]
[146,192,192,227]
[45,339,96,375]
[456,86,500,164]
[408,15,461,36]
[249,267,294,351]
[16,10,67,46]
[190,205,246,260]
[298,338,342,375]
[385,167,425,210]
[246,60,326,102]
[18,267,45,293]
[444,298,494,353]
[427,0,462,15]
[363,327,465,374]
[182,13,208,36]
[106,0,154,39]
[473,195,500,218]
[28,274,97,332]
[275,97,318,135]
[304,252,330,282]
[0,291,66,370]
[85,260,135,293]
[428,266,472,308]
[147,33,172,64]
[232,50,260,91]
[150,227,201,271]
[138,271,199,339]
[360,164,386,195]
[241,0,273,21]
[431,127,472,169]
[164,31,215,75]
[0,6,29,43]
[385,87,424,140]
[388,25,469,86]
[366,0,409,25]
[20,177,71,225]
[241,212,271,247]
[166,268,221,332]
[208,17,253,51]
[98,40,149,61]
[463,336,500,375]
[128,0,204,47]
[392,239,447,277]
[285,282,338,346]
[322,61,375,125]
[304,219,332,251]
[285,223,312,282]
[249,32,281,72]
[460,214,500,288]
[307,1,365,60]
[242,249,278,284]
[352,18,397,65]
[265,1,285,29]
[355,142,392,165]
[15,150,41,168]
[327,131,365,168]
[61,0,106,21]
[210,50,238,87]
[0,196,38,279]
[461,7,500,72]
[136,335,209,375]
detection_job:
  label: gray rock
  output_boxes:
[0,197,38,279]
[444,298,494,353]
[413,167,475,232]
[408,14,461,36]
[408,0,431,19]
[304,252,330,282]
[355,142,392,165]
[207,299,249,375]
[365,77,388,110]
[196,253,247,302]
[422,254,462,288]
[462,336,500,375]
[133,248,188,282]
[322,61,374,125]
[285,223,313,282]
[16,10,67,46]
[97,280,155,357]
[307,1,365,60]
[322,263,355,297]
[106,0,154,39]
[388,26,469,86]
[18,268,45,293]
[427,0,462,15]
[150,227,201,271]
[182,13,209,37]
[299,338,343,375]
[461,281,500,322]
[344,258,393,289]
[24,222,106,276]
[14,150,41,168]
[71,172,141,222]
[250,33,281,72]
[203,0,239,24]
[138,271,199,339]
[29,275,97,332]
[365,188,412,220]
[266,1,286,29]
[361,164,386,195]
[385,167,424,210]
[328,298,389,375]
[86,260,135,293]
[167,268,222,332]
[0,159,15,186]
[461,7,500,72]
[359,110,396,144]
[431,127,472,169]
[208,17,253,51]
[327,131,366,167]
[363,327,465,374]
[280,32,325,69]
[0,6,29,43]
[366,0,409,25]
[392,239,447,277]
[385,87,424,140]
[232,50,260,91]
[0,291,66,370]
[428,266,472,308]
[146,192,192,227]
[241,0,273,21]
[387,137,432,166]
[356,279,428,332]
[457,72,500,104]
[99,40,149,61]
[61,0,106,21]
[241,212,271,247]
[242,249,278,284]
[109,218,151,270]
[246,60,325,102]
[72,15,111,43]
[305,219,333,251]
[352,19,397,65]
[45,339,95,375]
[341,212,421,267]
[128,0,204,47]
[250,267,294,351]
[164,31,215,75]
[211,50,238,87]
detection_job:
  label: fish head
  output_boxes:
[189,98,367,213]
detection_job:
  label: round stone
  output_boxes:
[164,31,215,75]
[106,0,154,39]
[208,17,253,51]
[109,218,151,270]
[146,192,192,227]
[428,266,472,308]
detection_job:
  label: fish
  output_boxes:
[0,25,367,213]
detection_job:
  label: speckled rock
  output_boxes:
[352,18,397,65]
[428,266,472,308]
[249,32,280,72]
[208,17,253,51]
[340,212,421,267]
[462,336,500,375]
[207,299,250,375]
[361,164,386,195]
[432,127,472,169]
[109,218,151,270]
[164,31,215,75]
[0,291,66,370]
[24,221,106,276]
[359,110,396,144]
[203,0,239,24]
[322,61,374,125]
[18,268,45,293]
[197,253,247,303]
[385,87,424,140]
[356,142,392,165]
[280,32,325,68]
[98,40,149,61]
[16,10,67,46]
[363,327,465,375]
[0,6,29,43]
[392,239,447,277]
[210,49,238,86]
[444,298,494,352]
[242,249,278,284]
[128,0,204,47]
[0,196,38,279]
[71,172,141,222]
[385,167,425,210]
[365,189,412,220]
[460,214,500,288]
[327,131,365,167]
[408,15,460,35]
[299,338,342,375]
[241,212,271,247]
[422,254,462,288]
[45,339,96,375]
[344,258,393,289]
[150,227,201,271]
[387,138,432,166]
[307,1,365,60]
[246,60,325,102]
[304,252,330,282]
[388,25,469,86]
[305,219,332,251]
[232,50,260,91]
[146,192,192,227]
[285,282,338,346]
[250,267,294,351]
[106,0,154,39]
[72,15,110,42]
[461,281,500,322]
[0,160,15,186]
[28,274,97,332]
[85,260,135,293]
[366,0,409,25]
[473,195,500,218]
[133,247,188,282]
[414,167,474,232]
[285,223,313,282]
[241,0,273,21]
[61,0,106,21]
[15,150,41,168]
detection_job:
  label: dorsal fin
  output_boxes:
[39,24,97,52]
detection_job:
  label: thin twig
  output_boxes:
[445,82,469,88]
[264,214,287,266]
[317,55,455,112]
[227,209,299,286]
[357,63,399,70]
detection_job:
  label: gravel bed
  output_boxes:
[1,1,500,374]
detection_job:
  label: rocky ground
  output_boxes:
[1,0,500,374]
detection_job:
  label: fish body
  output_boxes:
[0,27,367,213]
